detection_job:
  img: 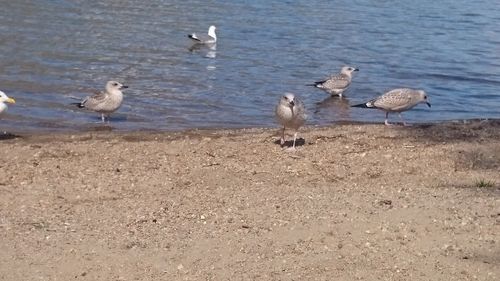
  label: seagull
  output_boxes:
[0,91,16,116]
[308,66,359,97]
[275,93,307,149]
[188,25,217,44]
[73,81,128,122]
[351,88,431,126]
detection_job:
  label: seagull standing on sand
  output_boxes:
[188,25,217,44]
[351,88,431,126]
[275,93,307,149]
[73,81,128,123]
[308,66,359,97]
[0,91,16,116]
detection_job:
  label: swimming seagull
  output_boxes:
[351,88,431,126]
[0,91,16,116]
[308,66,359,97]
[188,25,217,44]
[73,81,128,122]
[275,93,307,149]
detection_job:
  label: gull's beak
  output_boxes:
[289,100,295,107]
[426,102,431,108]
[121,85,129,89]
[6,97,15,104]
[354,68,359,71]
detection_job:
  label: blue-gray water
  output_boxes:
[1,0,499,132]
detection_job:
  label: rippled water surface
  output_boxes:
[1,0,499,132]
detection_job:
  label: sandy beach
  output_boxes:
[0,121,499,280]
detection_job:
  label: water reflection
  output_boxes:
[189,43,217,59]
[0,0,499,132]
[206,44,217,59]
[315,96,351,120]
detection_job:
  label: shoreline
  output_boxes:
[2,118,499,140]
[1,121,499,280]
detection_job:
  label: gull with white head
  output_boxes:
[275,93,307,149]
[73,81,128,123]
[351,88,431,126]
[0,91,16,116]
[308,66,359,97]
[188,25,217,44]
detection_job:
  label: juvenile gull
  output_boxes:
[0,91,16,116]
[308,66,359,97]
[351,88,431,126]
[188,25,217,44]
[73,81,128,122]
[275,93,307,149]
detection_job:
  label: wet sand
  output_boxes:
[0,121,499,280]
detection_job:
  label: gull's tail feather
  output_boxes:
[351,103,369,108]
[71,102,85,108]
[306,81,325,88]
[351,100,376,108]
[188,33,201,41]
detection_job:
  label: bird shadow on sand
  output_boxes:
[0,132,21,141]
[391,119,500,143]
[85,125,114,132]
[273,138,306,148]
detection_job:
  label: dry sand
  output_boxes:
[0,121,499,280]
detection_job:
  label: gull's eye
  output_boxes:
[113,83,118,86]
[424,96,427,99]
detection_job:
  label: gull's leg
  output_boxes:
[292,132,298,149]
[101,114,106,123]
[384,112,393,126]
[280,126,286,147]
[398,113,409,126]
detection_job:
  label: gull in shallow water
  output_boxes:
[351,88,431,126]
[0,91,16,116]
[308,66,359,97]
[73,81,128,122]
[275,93,307,149]
[188,25,217,44]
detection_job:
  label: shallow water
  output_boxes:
[1,0,499,132]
